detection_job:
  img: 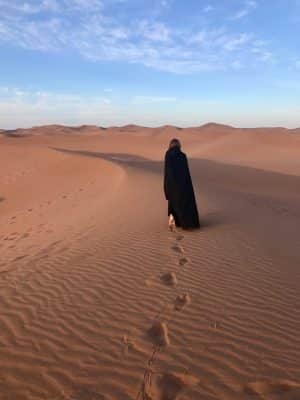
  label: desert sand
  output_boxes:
[0,124,300,400]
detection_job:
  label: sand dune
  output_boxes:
[0,125,299,399]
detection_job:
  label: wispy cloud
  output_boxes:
[223,33,252,51]
[0,86,116,128]
[138,20,170,42]
[203,5,214,13]
[0,0,273,74]
[1,85,299,129]
[231,0,257,20]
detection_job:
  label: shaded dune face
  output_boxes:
[0,127,300,399]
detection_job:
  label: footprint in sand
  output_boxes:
[244,380,300,398]
[161,272,178,287]
[123,335,147,356]
[179,257,189,266]
[146,372,198,400]
[148,321,170,347]
[174,293,191,311]
[171,244,184,254]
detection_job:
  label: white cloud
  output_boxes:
[251,47,274,62]
[223,33,252,51]
[0,0,273,74]
[65,0,103,11]
[203,5,214,13]
[231,0,257,20]
[160,0,171,8]
[138,20,170,42]
[0,0,60,14]
[0,87,115,128]
[1,86,300,129]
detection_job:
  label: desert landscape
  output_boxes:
[1,123,300,400]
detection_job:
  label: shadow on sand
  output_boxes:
[50,147,163,174]
[198,212,231,230]
[50,147,230,230]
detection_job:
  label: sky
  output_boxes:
[0,0,300,129]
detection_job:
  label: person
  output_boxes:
[164,138,200,230]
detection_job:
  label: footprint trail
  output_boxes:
[136,227,194,400]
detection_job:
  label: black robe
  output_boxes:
[164,146,200,229]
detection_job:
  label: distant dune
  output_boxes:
[1,124,105,137]
[1,122,299,137]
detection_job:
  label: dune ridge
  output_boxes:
[1,122,300,137]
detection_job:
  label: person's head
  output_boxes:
[169,138,181,150]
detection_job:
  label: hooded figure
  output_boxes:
[164,138,200,230]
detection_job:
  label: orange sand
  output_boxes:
[0,124,300,399]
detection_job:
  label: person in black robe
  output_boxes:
[164,138,200,230]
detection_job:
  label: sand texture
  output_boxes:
[0,124,300,399]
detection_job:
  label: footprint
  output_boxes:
[147,372,198,400]
[179,257,189,266]
[161,272,178,287]
[148,321,170,347]
[174,293,191,311]
[171,244,184,254]
[123,335,147,356]
[145,278,154,287]
[176,235,184,241]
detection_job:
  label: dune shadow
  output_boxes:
[50,147,163,174]
[200,211,230,229]
[50,147,231,229]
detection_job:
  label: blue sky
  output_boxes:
[0,0,299,129]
